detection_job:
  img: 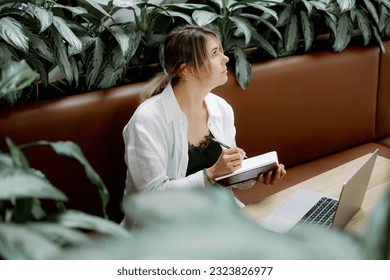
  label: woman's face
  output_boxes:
[198,36,230,90]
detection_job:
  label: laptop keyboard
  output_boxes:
[296,197,339,228]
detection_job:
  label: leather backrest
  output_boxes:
[0,45,382,221]
[214,46,380,167]
[0,84,143,221]
[376,40,390,142]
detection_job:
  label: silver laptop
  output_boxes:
[259,149,378,233]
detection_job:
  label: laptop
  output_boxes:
[259,149,379,233]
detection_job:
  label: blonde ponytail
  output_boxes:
[140,72,170,103]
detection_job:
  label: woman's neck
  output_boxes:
[172,80,209,115]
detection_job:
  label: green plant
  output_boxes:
[104,0,209,83]
[56,0,202,91]
[50,187,390,260]
[269,0,334,56]
[0,60,38,106]
[191,0,281,89]
[45,0,142,92]
[0,0,87,88]
[3,0,390,106]
[0,0,139,94]
[321,0,386,52]
[0,137,131,260]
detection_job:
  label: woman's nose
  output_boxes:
[223,54,229,63]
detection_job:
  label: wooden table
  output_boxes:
[243,155,390,235]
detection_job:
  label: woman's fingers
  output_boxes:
[259,164,287,185]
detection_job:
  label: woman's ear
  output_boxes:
[180,63,194,79]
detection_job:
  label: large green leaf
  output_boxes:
[24,52,49,87]
[27,222,92,247]
[69,55,80,88]
[208,0,224,10]
[284,13,299,54]
[107,24,138,57]
[52,16,82,54]
[20,140,109,218]
[0,167,68,201]
[165,3,209,10]
[364,190,390,259]
[86,37,105,90]
[324,12,337,35]
[337,0,356,12]
[233,46,251,90]
[308,0,329,12]
[0,222,62,260]
[379,0,390,9]
[54,188,364,260]
[98,61,126,89]
[113,0,139,8]
[52,2,89,16]
[230,16,252,46]
[302,0,314,14]
[83,0,112,18]
[6,136,29,169]
[300,10,314,52]
[51,27,75,83]
[0,17,29,52]
[244,1,278,21]
[363,0,379,25]
[23,27,53,62]
[0,60,38,98]
[243,12,282,39]
[0,152,13,168]
[68,35,95,56]
[333,12,353,52]
[378,3,390,32]
[356,9,372,46]
[0,0,23,6]
[192,10,219,26]
[252,29,277,57]
[161,10,194,25]
[276,5,291,27]
[27,3,53,33]
[0,43,19,68]
[53,210,132,238]
[372,26,385,53]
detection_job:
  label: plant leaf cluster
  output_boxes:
[2,0,390,104]
[0,60,38,105]
[51,187,390,260]
[0,137,131,260]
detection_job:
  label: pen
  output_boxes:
[211,137,248,159]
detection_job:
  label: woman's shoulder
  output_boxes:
[131,95,164,122]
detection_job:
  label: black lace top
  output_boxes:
[186,131,222,176]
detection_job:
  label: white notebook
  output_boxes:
[215,151,279,186]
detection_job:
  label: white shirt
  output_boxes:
[122,84,236,195]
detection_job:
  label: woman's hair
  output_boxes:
[140,25,220,102]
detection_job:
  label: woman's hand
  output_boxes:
[206,147,246,182]
[258,164,286,185]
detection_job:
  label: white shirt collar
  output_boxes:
[161,84,183,123]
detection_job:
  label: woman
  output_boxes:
[122,25,286,223]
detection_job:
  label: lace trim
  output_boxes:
[188,131,213,152]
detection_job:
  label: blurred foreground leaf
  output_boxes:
[52,188,365,260]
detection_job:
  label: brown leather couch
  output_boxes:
[1,42,390,223]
